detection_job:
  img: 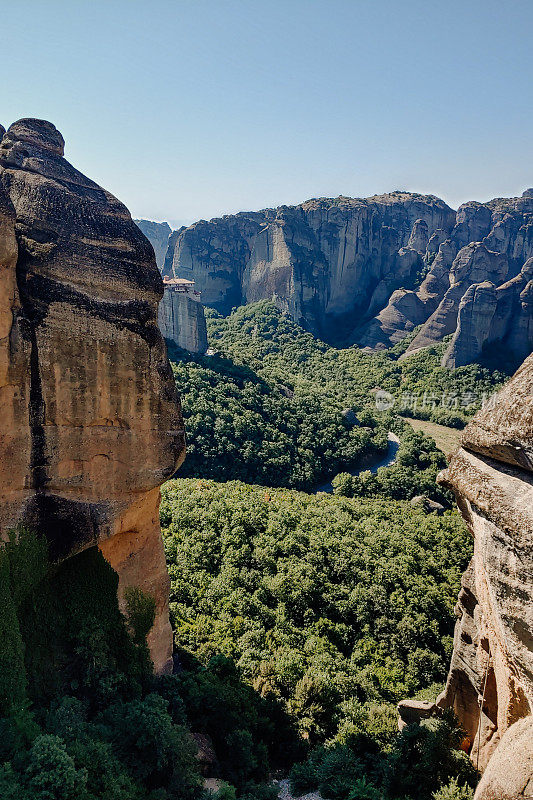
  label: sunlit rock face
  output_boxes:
[438,353,533,797]
[0,118,185,674]
[162,190,533,365]
[164,192,455,342]
[158,286,208,354]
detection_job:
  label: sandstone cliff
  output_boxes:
[163,193,454,340]
[0,119,185,674]
[438,356,533,798]
[161,190,533,366]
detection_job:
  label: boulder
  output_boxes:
[341,408,359,426]
[397,699,438,730]
[409,495,445,514]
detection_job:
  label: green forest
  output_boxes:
[0,302,500,800]
[154,301,505,798]
[160,480,478,800]
[169,302,505,492]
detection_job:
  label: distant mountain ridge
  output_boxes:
[140,189,533,368]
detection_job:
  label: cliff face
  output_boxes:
[438,356,533,798]
[158,287,208,354]
[162,191,533,365]
[0,119,185,674]
[164,193,454,340]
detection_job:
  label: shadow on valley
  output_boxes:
[0,528,299,799]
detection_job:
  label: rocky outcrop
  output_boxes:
[0,119,185,674]
[437,354,533,796]
[158,285,208,354]
[442,258,533,368]
[135,219,172,270]
[366,193,533,366]
[161,190,533,365]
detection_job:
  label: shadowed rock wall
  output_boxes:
[0,118,185,673]
[135,219,172,270]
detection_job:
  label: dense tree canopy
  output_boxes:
[161,479,477,799]
[161,480,471,740]
[167,302,505,492]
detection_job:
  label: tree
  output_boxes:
[23,734,88,800]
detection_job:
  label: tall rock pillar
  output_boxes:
[0,119,185,673]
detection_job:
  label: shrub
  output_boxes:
[384,712,478,800]
[316,745,363,799]
[347,777,384,800]
[432,777,475,800]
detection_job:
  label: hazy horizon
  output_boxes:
[2,0,532,224]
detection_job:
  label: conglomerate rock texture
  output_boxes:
[0,118,185,674]
[159,190,533,366]
[438,354,533,798]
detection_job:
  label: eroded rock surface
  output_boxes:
[438,354,533,795]
[164,193,455,342]
[0,119,185,673]
[160,190,533,364]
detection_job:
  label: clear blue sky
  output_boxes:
[2,0,532,224]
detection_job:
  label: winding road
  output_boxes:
[316,431,400,494]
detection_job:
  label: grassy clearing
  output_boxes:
[402,418,462,458]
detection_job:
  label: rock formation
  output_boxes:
[135,219,172,270]
[158,280,208,354]
[159,190,533,366]
[163,193,455,341]
[437,355,533,797]
[0,118,185,674]
[363,194,533,367]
